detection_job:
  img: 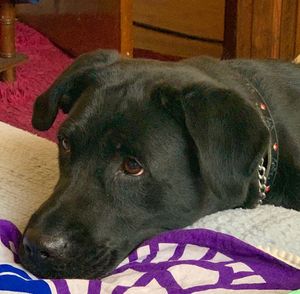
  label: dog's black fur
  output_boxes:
[19,50,300,279]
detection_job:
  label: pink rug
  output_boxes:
[0,23,72,142]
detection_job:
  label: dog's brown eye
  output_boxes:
[122,157,144,176]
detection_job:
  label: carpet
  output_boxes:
[0,22,72,142]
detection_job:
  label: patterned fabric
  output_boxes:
[0,219,299,293]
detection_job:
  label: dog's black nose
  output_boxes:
[22,228,67,260]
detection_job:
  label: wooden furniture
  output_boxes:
[134,0,300,60]
[132,0,224,58]
[2,0,298,75]
[16,0,133,57]
[224,0,300,60]
[0,0,27,82]
[16,0,226,59]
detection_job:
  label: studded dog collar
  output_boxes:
[243,77,279,205]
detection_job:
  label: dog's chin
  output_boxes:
[18,246,119,279]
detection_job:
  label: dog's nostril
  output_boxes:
[22,233,35,257]
[24,244,32,256]
[22,228,50,260]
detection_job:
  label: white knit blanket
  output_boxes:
[0,122,58,231]
[0,121,299,268]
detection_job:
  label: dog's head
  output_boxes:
[19,50,269,279]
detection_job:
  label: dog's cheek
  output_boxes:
[128,174,166,211]
[141,180,166,211]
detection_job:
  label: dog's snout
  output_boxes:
[22,228,68,261]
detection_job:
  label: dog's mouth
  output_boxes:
[18,240,120,279]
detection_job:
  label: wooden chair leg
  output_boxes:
[0,0,16,82]
[2,68,15,81]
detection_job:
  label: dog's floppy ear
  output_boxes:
[32,49,120,131]
[153,83,269,206]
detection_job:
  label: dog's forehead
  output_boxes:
[61,85,154,143]
[61,59,211,142]
[95,58,212,96]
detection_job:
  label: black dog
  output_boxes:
[19,50,300,279]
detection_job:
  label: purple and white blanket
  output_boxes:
[0,219,299,293]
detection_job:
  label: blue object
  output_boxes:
[0,264,51,294]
